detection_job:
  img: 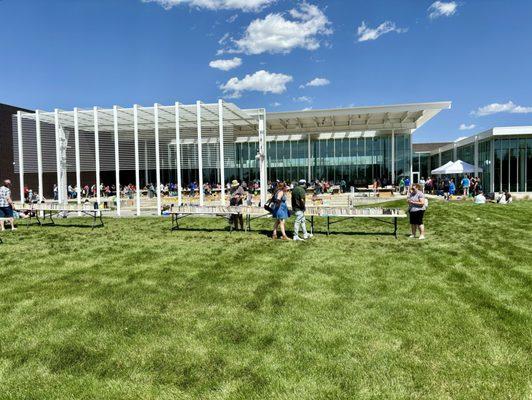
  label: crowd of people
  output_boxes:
[5,170,519,242]
[410,175,483,198]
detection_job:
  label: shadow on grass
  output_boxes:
[24,222,105,229]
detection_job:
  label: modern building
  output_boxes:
[10,100,451,214]
[0,103,32,187]
[7,99,532,215]
[421,126,532,193]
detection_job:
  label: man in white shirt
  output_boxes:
[474,191,486,204]
[0,179,16,231]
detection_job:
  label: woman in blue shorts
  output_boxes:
[272,182,289,240]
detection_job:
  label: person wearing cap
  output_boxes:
[229,179,245,230]
[292,179,312,241]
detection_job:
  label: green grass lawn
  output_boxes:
[0,200,531,399]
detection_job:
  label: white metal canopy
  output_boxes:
[14,100,451,216]
[240,101,452,135]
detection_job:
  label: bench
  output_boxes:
[168,205,406,238]
[25,204,105,229]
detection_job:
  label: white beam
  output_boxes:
[307,134,312,182]
[54,109,61,203]
[16,111,24,203]
[73,108,81,208]
[474,135,479,177]
[410,132,414,183]
[154,103,162,215]
[175,102,182,206]
[218,99,226,204]
[490,140,495,193]
[35,110,43,203]
[93,107,101,206]
[133,105,141,216]
[197,101,204,206]
[258,109,268,206]
[113,105,121,216]
[391,129,395,185]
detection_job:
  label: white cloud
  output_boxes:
[428,1,458,19]
[299,77,330,89]
[357,21,407,42]
[209,57,242,71]
[293,96,313,103]
[472,101,532,116]
[220,70,293,98]
[302,107,313,111]
[142,0,275,12]
[218,33,231,45]
[270,102,281,107]
[227,14,239,23]
[224,3,332,55]
[459,123,476,131]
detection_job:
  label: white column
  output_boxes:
[196,101,204,206]
[218,99,226,205]
[175,102,182,206]
[93,107,101,206]
[409,132,413,183]
[438,149,442,166]
[307,134,312,182]
[16,111,25,203]
[73,108,81,208]
[391,129,395,185]
[490,141,495,193]
[258,109,268,206]
[453,143,457,161]
[474,135,479,177]
[35,110,43,203]
[133,105,141,216]
[154,103,162,215]
[113,105,121,216]
[54,109,62,203]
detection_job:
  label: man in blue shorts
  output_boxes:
[461,175,470,197]
[0,179,16,231]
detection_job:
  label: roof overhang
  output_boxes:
[428,125,532,155]
[18,102,259,131]
[242,101,451,136]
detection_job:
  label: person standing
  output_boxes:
[53,184,58,201]
[398,177,405,195]
[407,184,426,240]
[0,179,16,231]
[292,179,312,241]
[229,179,245,231]
[449,178,456,197]
[272,182,289,240]
[404,176,411,194]
[419,177,426,193]
[461,175,470,197]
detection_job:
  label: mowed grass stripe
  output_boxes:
[0,200,530,399]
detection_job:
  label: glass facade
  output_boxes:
[456,143,474,165]
[428,135,532,192]
[413,152,431,180]
[493,137,532,192]
[441,149,454,164]
[227,133,411,186]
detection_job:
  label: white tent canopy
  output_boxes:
[430,161,454,174]
[431,160,483,175]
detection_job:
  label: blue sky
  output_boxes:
[1,0,532,142]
